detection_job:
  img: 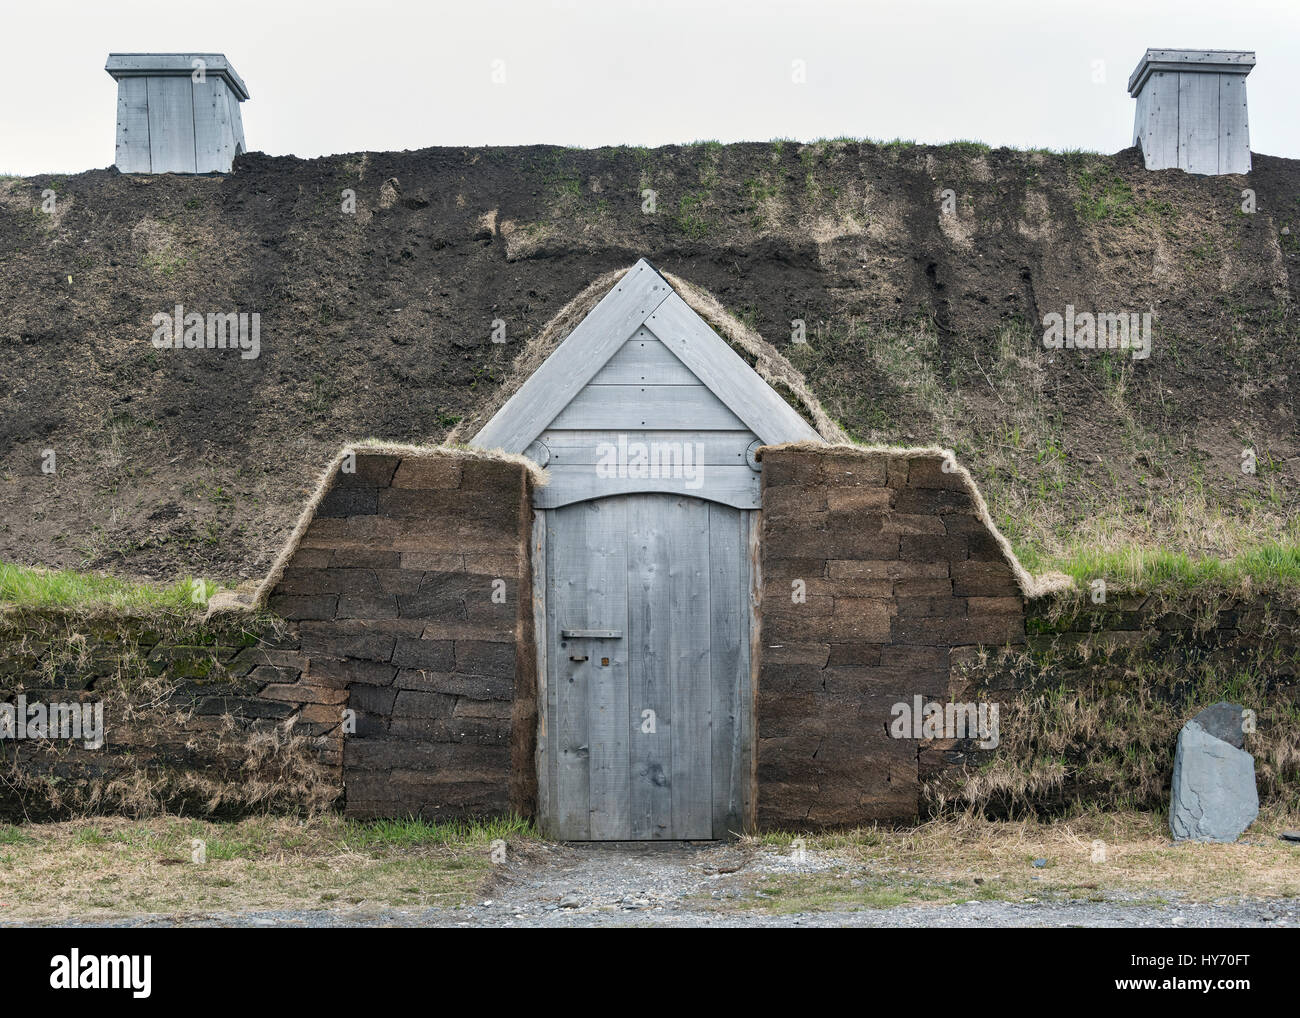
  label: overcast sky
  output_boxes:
[3,0,1297,175]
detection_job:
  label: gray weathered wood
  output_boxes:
[192,77,235,173]
[539,430,755,467]
[669,497,713,840]
[581,499,630,840]
[107,53,249,175]
[1128,49,1255,175]
[548,505,591,839]
[1127,48,1254,94]
[590,331,700,385]
[709,503,750,838]
[1218,73,1250,175]
[114,77,152,173]
[470,260,673,452]
[531,511,551,835]
[646,296,822,444]
[534,463,760,510]
[1139,71,1180,170]
[511,260,818,839]
[107,53,249,99]
[744,510,760,832]
[1178,71,1220,175]
[228,93,247,154]
[626,495,675,838]
[548,382,746,432]
[542,493,753,840]
[471,259,827,457]
[146,76,198,174]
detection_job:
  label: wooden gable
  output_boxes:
[469,259,822,508]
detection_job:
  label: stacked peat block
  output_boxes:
[1019,595,1300,674]
[756,447,1026,828]
[267,449,536,820]
[0,614,339,818]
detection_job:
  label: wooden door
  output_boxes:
[542,494,752,840]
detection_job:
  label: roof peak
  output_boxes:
[469,260,820,453]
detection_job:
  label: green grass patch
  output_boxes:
[741,872,999,913]
[1074,165,1136,223]
[942,139,992,156]
[675,192,710,238]
[340,814,533,852]
[0,561,209,615]
[1027,541,1300,595]
[0,824,34,846]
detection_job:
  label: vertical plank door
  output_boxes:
[545,494,750,839]
[547,504,593,839]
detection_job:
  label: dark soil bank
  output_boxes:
[1,142,1297,581]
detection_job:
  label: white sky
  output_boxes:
[2,0,1297,175]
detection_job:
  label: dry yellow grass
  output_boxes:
[746,809,1300,912]
[1,810,1294,922]
[0,814,525,922]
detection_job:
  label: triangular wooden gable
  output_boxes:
[470,259,823,454]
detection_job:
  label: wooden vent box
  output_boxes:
[1128,48,1255,175]
[106,53,250,174]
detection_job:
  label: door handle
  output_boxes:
[561,629,623,639]
[569,655,588,663]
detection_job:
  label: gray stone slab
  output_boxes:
[1170,720,1259,843]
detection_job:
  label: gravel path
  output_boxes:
[14,841,1300,928]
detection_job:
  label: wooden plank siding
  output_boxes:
[1139,71,1180,170]
[470,261,674,452]
[107,54,250,174]
[114,78,152,173]
[146,76,198,174]
[666,498,713,839]
[540,494,752,840]
[548,383,747,432]
[709,502,750,838]
[646,294,822,445]
[580,500,631,840]
[626,496,677,838]
[538,430,754,466]
[1218,74,1250,175]
[533,464,759,510]
[531,513,551,830]
[589,330,699,385]
[470,259,820,457]
[547,504,592,838]
[1178,71,1220,175]
[192,77,236,173]
[1128,50,1255,175]
[228,89,247,153]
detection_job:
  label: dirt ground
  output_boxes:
[1,142,1298,584]
[3,812,1297,928]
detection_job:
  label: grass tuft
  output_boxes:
[341,814,533,851]
[0,562,210,615]
[1028,542,1300,595]
[0,814,539,920]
